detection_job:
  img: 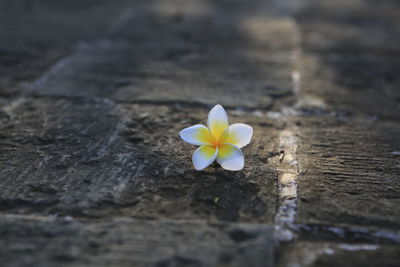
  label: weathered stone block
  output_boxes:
[296,115,400,230]
[0,98,279,222]
[30,39,295,109]
[278,241,400,267]
[0,216,276,267]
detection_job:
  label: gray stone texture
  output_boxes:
[0,0,400,266]
[0,99,279,222]
[0,216,275,267]
[295,0,400,231]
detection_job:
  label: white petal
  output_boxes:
[218,126,230,144]
[192,145,218,170]
[224,123,253,148]
[180,124,215,145]
[217,144,244,171]
[207,104,229,140]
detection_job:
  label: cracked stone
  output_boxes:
[0,98,280,222]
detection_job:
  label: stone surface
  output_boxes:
[1,0,400,266]
[294,0,400,231]
[0,98,279,222]
[0,0,136,99]
[297,0,400,53]
[278,241,400,267]
[30,22,297,109]
[296,114,400,230]
[0,216,275,267]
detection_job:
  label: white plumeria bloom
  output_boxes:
[180,104,253,171]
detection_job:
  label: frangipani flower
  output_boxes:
[180,104,253,171]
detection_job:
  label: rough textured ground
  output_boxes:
[0,0,399,266]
